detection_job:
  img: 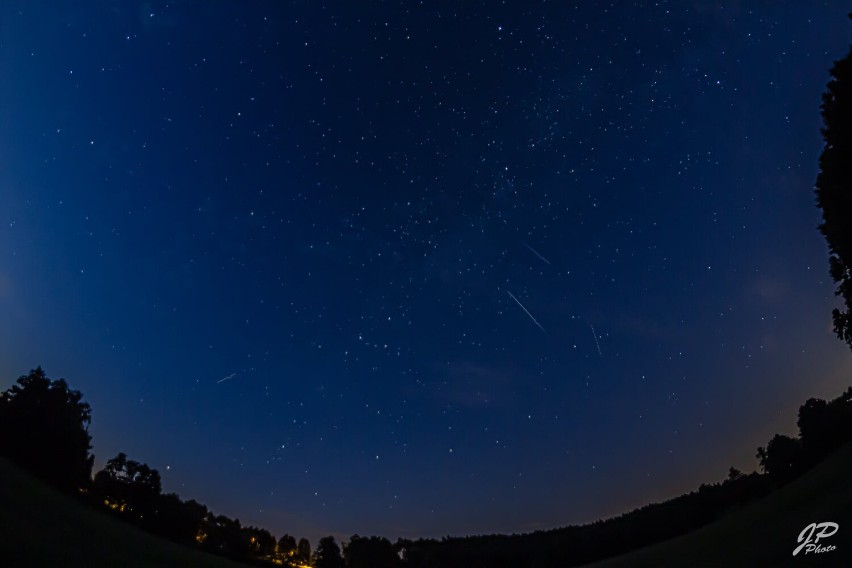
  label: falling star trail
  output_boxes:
[217,372,237,384]
[506,290,547,333]
[523,242,552,265]
[590,324,603,357]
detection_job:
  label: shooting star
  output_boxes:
[217,372,237,384]
[522,241,551,265]
[589,324,603,357]
[506,290,546,332]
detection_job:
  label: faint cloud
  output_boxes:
[747,277,790,305]
[432,360,520,408]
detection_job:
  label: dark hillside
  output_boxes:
[589,441,852,567]
[0,457,244,568]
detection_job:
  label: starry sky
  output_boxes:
[1,1,851,545]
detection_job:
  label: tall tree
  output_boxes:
[798,389,852,461]
[314,535,344,568]
[756,434,804,482]
[277,534,298,562]
[0,367,94,492]
[816,36,852,350]
[297,537,312,564]
[244,526,276,559]
[92,452,162,522]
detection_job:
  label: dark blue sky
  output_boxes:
[1,1,850,545]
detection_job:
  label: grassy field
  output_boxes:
[586,442,852,567]
[0,458,244,568]
[3,443,852,567]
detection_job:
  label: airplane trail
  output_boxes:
[506,290,546,332]
[589,324,603,357]
[217,372,237,384]
[523,242,551,265]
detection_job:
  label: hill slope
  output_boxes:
[0,458,244,568]
[587,441,852,567]
[4,441,852,567]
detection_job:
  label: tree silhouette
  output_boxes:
[797,389,852,462]
[244,525,276,559]
[797,398,832,461]
[345,535,400,568]
[756,434,804,481]
[297,537,312,564]
[277,533,297,558]
[0,367,94,492]
[92,452,162,522]
[155,494,208,544]
[199,513,250,558]
[816,34,852,350]
[314,535,344,568]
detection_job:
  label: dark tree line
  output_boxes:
[396,386,852,568]
[5,366,852,568]
[277,533,313,565]
[0,368,310,566]
[395,469,773,568]
[0,367,405,567]
[816,18,852,350]
[344,535,400,568]
[756,387,852,483]
[0,367,408,567]
[89,449,312,565]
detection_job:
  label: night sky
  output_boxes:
[2,1,851,545]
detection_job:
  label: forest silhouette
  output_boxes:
[3,365,852,567]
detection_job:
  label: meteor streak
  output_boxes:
[506,290,546,332]
[217,372,237,384]
[589,324,603,357]
[523,242,551,265]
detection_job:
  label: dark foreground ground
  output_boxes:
[3,443,852,567]
[0,457,243,568]
[587,441,852,567]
